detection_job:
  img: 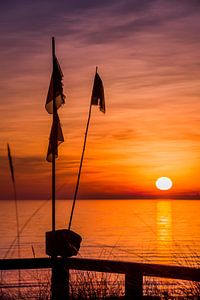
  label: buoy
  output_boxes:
[46,229,82,257]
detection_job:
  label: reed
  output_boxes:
[0,268,200,299]
[0,248,199,299]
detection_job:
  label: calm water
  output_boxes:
[0,199,199,266]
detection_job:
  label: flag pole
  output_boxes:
[68,67,98,230]
[52,37,56,232]
[7,144,21,297]
[7,144,20,259]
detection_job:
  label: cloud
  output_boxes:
[1,0,200,199]
[1,0,199,47]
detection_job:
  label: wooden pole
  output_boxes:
[125,271,143,299]
[7,144,21,298]
[52,37,56,232]
[68,67,98,230]
[68,103,92,230]
[51,259,69,300]
[51,37,70,300]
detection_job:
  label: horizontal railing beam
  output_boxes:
[0,257,199,282]
[0,257,51,270]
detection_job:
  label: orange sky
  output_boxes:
[1,1,200,199]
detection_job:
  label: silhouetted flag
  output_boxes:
[91,72,105,113]
[45,56,65,114]
[46,113,64,162]
[7,144,15,183]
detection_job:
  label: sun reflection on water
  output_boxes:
[157,201,173,264]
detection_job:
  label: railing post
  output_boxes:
[125,271,143,300]
[51,258,69,300]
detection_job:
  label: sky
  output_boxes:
[1,0,200,199]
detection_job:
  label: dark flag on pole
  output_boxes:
[46,113,64,162]
[68,68,106,231]
[45,56,65,114]
[45,52,65,162]
[91,72,105,113]
[45,38,84,261]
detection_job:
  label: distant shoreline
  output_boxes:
[1,197,200,201]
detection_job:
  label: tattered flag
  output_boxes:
[46,113,64,162]
[91,72,105,113]
[45,56,65,114]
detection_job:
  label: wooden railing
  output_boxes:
[0,257,200,299]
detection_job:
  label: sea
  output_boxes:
[0,199,199,267]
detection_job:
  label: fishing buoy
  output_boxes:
[46,229,82,257]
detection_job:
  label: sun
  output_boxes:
[155,177,173,191]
